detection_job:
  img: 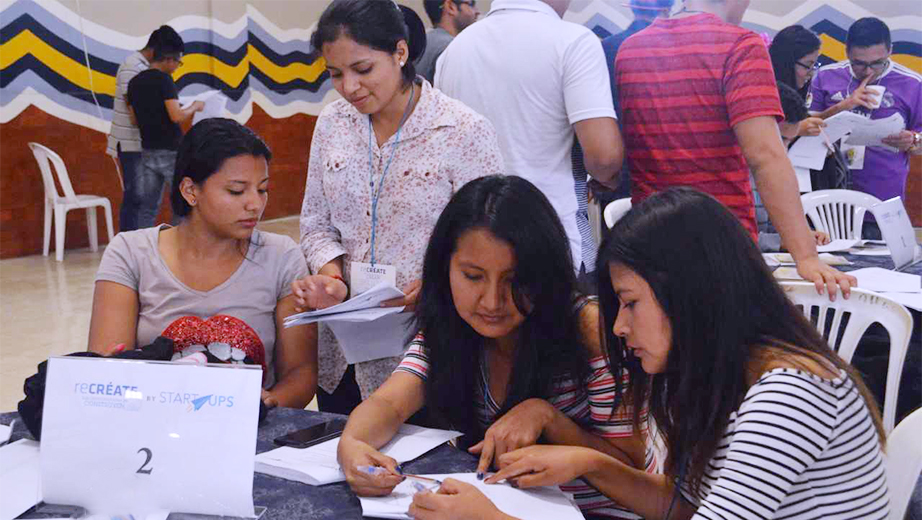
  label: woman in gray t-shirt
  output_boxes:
[89,119,316,409]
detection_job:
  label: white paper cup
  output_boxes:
[866,85,886,109]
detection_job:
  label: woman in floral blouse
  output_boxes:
[293,0,505,414]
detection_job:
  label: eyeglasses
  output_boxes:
[452,0,476,8]
[795,60,820,72]
[851,58,889,72]
[169,56,185,67]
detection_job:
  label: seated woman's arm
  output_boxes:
[87,281,139,354]
[471,302,643,476]
[337,370,426,496]
[261,294,317,409]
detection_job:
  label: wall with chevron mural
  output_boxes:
[1,0,920,257]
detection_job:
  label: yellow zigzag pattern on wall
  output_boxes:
[0,30,327,97]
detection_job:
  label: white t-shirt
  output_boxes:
[95,226,308,388]
[435,0,616,272]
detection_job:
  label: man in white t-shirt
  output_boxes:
[435,0,623,290]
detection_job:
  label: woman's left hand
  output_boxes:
[485,445,597,488]
[409,478,511,520]
[380,279,422,312]
[469,398,555,478]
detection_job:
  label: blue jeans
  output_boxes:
[117,144,142,232]
[134,149,177,229]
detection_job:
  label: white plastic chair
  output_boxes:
[29,143,114,261]
[603,198,632,229]
[801,189,882,241]
[781,282,913,433]
[887,407,922,520]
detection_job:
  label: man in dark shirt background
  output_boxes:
[580,0,674,212]
[127,28,203,228]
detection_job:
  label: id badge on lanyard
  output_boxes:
[350,261,397,296]
[354,83,415,297]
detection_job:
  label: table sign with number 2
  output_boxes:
[40,357,262,517]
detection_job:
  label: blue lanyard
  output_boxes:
[367,83,415,266]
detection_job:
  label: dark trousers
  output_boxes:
[317,365,362,416]
[116,143,142,232]
[317,364,431,426]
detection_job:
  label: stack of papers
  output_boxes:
[817,238,863,253]
[254,424,461,486]
[283,282,406,327]
[359,473,584,520]
[0,439,42,520]
[763,253,850,267]
[789,112,905,172]
[283,282,414,364]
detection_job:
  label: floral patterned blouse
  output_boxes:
[300,79,505,398]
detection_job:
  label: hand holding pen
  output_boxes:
[357,465,443,493]
[338,436,405,497]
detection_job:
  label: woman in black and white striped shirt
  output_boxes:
[478,188,889,520]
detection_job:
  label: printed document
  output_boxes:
[359,473,584,520]
[255,424,461,486]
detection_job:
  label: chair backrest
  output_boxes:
[603,198,632,229]
[781,282,913,433]
[887,407,922,520]
[801,189,882,241]
[28,142,79,205]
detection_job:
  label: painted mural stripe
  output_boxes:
[0,30,116,95]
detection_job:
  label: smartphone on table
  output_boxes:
[273,418,347,448]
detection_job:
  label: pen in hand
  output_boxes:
[356,465,442,485]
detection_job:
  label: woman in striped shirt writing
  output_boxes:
[337,176,646,519]
[480,188,889,520]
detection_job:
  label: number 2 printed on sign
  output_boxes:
[137,447,153,474]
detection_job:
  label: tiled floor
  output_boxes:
[0,216,307,412]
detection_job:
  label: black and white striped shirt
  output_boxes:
[682,368,889,520]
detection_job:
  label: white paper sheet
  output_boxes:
[849,246,891,256]
[763,253,850,266]
[283,282,412,364]
[845,113,905,152]
[327,312,414,364]
[179,90,227,125]
[254,424,461,486]
[0,439,42,520]
[359,473,584,520]
[283,281,405,326]
[794,166,812,192]
[878,291,922,312]
[849,267,921,293]
[789,112,867,170]
[817,238,863,252]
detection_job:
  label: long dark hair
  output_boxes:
[416,176,589,445]
[596,188,885,496]
[311,0,427,87]
[769,25,821,98]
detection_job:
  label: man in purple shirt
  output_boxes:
[809,17,922,235]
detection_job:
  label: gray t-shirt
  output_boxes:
[95,226,308,388]
[415,27,453,84]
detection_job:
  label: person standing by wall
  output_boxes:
[106,26,170,232]
[126,29,203,229]
[416,0,480,84]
